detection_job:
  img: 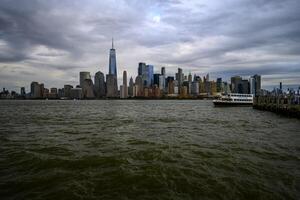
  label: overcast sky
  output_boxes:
[0,0,300,91]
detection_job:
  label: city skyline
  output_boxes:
[0,0,300,91]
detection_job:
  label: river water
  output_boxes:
[0,100,299,199]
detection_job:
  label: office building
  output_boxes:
[191,81,199,95]
[80,72,91,88]
[231,76,242,93]
[168,80,175,94]
[159,75,165,90]
[30,81,43,98]
[109,38,117,76]
[106,74,118,97]
[20,87,26,97]
[106,39,118,97]
[82,79,95,98]
[216,78,222,93]
[188,73,192,82]
[135,75,143,96]
[250,74,261,96]
[138,63,153,87]
[153,74,160,86]
[94,71,106,98]
[128,77,134,97]
[121,70,128,98]
[70,88,82,99]
[64,85,73,98]
[175,68,184,93]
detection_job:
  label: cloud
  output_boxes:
[0,0,299,91]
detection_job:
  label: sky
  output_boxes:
[0,0,300,92]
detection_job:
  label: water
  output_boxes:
[0,100,299,199]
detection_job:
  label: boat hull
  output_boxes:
[213,101,253,106]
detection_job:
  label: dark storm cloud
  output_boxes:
[0,0,299,91]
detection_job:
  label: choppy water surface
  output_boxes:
[0,100,299,199]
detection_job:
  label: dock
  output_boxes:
[253,94,300,118]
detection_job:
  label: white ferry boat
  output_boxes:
[213,93,253,106]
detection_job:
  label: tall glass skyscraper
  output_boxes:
[109,38,117,76]
[138,63,153,87]
[106,38,118,97]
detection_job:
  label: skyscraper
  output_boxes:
[94,71,106,98]
[106,74,118,97]
[135,75,143,96]
[231,76,242,93]
[250,74,261,96]
[122,70,128,98]
[128,77,134,97]
[176,68,183,93]
[80,72,91,88]
[109,38,117,76]
[216,78,222,93]
[30,81,42,98]
[106,38,118,97]
[64,85,73,99]
[20,87,26,97]
[153,74,160,86]
[146,65,154,87]
[161,67,166,92]
[161,67,166,76]
[188,73,192,82]
[138,63,153,87]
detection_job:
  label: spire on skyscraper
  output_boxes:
[112,38,114,49]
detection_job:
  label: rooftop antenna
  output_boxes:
[112,37,114,49]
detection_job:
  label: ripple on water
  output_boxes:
[0,100,299,199]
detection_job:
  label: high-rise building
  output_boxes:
[238,80,249,94]
[159,75,164,90]
[30,81,42,98]
[138,62,147,86]
[223,82,230,94]
[82,79,95,98]
[216,78,222,93]
[94,71,106,98]
[175,68,183,93]
[20,87,26,97]
[64,85,73,99]
[280,82,282,91]
[128,77,134,97]
[231,76,242,93]
[109,38,117,76]
[191,81,199,95]
[121,70,128,98]
[58,88,64,98]
[138,63,153,87]
[80,72,91,88]
[120,85,125,99]
[161,67,166,76]
[168,79,175,94]
[70,88,82,99]
[147,65,154,87]
[210,81,217,95]
[166,76,174,88]
[133,84,138,97]
[106,39,118,97]
[183,81,191,95]
[161,67,166,92]
[206,74,210,82]
[153,74,160,86]
[251,74,261,96]
[106,74,118,97]
[188,73,192,82]
[135,75,143,96]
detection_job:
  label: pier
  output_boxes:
[253,94,300,118]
